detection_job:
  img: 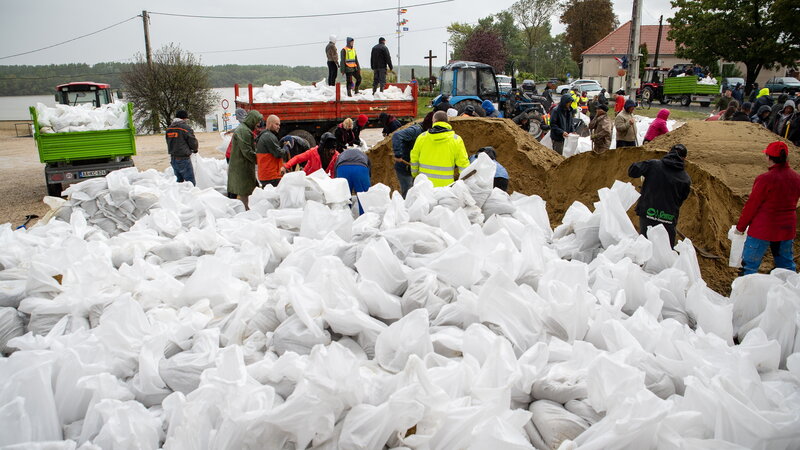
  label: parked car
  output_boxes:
[765,76,800,94]
[521,79,537,94]
[496,75,512,94]
[557,79,606,98]
[720,77,745,93]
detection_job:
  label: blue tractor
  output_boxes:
[432,61,502,117]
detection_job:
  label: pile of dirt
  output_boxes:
[368,117,563,195]
[546,121,799,294]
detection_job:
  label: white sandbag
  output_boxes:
[374,308,433,373]
[529,399,590,449]
[0,307,25,354]
[354,237,407,296]
[728,226,746,268]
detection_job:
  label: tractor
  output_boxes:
[432,61,502,116]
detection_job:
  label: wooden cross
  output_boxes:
[424,50,437,91]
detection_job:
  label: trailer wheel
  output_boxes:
[659,97,669,105]
[287,129,316,147]
[46,182,62,197]
[455,99,486,117]
[680,95,691,107]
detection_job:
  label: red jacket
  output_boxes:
[614,95,626,113]
[644,109,670,141]
[283,147,338,177]
[737,163,800,241]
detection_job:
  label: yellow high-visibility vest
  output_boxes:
[345,47,358,68]
[410,122,470,187]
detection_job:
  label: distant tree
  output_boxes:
[448,14,520,74]
[534,33,579,79]
[461,30,509,72]
[560,0,617,63]
[509,0,561,71]
[668,0,800,92]
[121,44,219,132]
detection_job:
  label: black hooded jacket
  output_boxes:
[549,94,575,143]
[628,149,692,225]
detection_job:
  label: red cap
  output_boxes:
[763,141,789,157]
[357,114,368,126]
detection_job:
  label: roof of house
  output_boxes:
[582,21,676,56]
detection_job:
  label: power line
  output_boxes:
[197,25,450,55]
[0,16,140,60]
[149,0,453,20]
[0,71,130,81]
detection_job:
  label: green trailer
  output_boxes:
[662,76,719,107]
[29,102,137,196]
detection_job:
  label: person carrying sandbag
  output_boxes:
[628,144,691,247]
[734,141,800,275]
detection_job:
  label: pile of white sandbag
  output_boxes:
[0,153,799,449]
[239,79,413,103]
[35,102,130,133]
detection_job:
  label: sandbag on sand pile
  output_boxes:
[0,153,799,449]
[35,102,130,133]
[239,79,413,103]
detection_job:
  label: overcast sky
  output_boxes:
[0,0,675,69]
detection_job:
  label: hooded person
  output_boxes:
[435,94,452,112]
[753,87,773,115]
[628,144,692,247]
[228,110,264,209]
[588,104,612,153]
[283,132,339,177]
[753,104,773,126]
[378,112,402,136]
[615,99,638,147]
[482,99,499,117]
[549,94,576,155]
[735,141,800,275]
[644,109,671,143]
[771,99,795,136]
[768,94,789,128]
[340,37,361,96]
[410,110,469,187]
[469,146,509,191]
[225,108,249,162]
[325,35,338,86]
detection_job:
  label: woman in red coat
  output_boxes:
[614,90,626,114]
[282,132,339,177]
[735,141,800,275]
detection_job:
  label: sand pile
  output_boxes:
[546,121,799,294]
[368,117,563,195]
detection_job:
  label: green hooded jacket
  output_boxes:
[227,110,263,196]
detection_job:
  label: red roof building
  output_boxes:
[582,21,676,57]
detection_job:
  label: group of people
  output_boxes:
[325,36,394,97]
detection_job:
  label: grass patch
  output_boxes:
[633,107,710,121]
[417,96,433,119]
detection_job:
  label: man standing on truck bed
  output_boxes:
[341,37,362,97]
[370,37,393,94]
[166,110,199,186]
[326,35,338,86]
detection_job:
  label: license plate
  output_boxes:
[80,170,107,178]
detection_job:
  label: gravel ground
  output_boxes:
[0,129,385,228]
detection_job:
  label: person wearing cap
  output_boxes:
[228,109,264,209]
[410,110,469,187]
[628,144,691,247]
[469,146,509,192]
[340,37,361,96]
[378,112,402,136]
[615,99,638,147]
[588,104,612,153]
[550,93,576,155]
[282,132,339,177]
[735,141,800,275]
[334,117,358,151]
[391,122,424,196]
[279,135,311,160]
[326,35,338,86]
[166,110,199,186]
[255,115,287,188]
[731,102,753,121]
[614,89,626,114]
[353,114,369,143]
[460,105,478,117]
[370,37,393,94]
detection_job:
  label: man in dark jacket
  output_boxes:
[391,123,423,196]
[768,94,789,130]
[549,94,575,155]
[166,110,199,185]
[753,104,773,126]
[370,37,393,94]
[735,141,800,275]
[730,102,752,121]
[279,135,311,160]
[325,35,338,86]
[378,112,402,136]
[340,37,361,96]
[628,144,692,247]
[597,89,608,106]
[753,88,773,116]
[255,115,287,188]
[732,83,745,103]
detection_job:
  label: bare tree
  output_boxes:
[509,0,561,70]
[121,43,219,132]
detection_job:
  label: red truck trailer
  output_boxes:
[234,82,418,146]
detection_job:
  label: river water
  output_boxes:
[0,87,239,131]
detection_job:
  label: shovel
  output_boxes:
[676,228,721,259]
[16,214,39,230]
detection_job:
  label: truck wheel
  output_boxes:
[659,97,669,105]
[287,129,316,147]
[699,102,710,108]
[455,99,486,117]
[46,182,62,197]
[680,95,691,107]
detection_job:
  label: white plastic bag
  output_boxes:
[374,308,433,373]
[728,226,746,268]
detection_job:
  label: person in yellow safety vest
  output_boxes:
[410,110,470,187]
[570,89,580,117]
[340,37,362,97]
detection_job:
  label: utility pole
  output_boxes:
[443,41,448,63]
[141,10,153,67]
[396,1,401,82]
[625,0,642,98]
[424,50,437,91]
[651,15,664,83]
